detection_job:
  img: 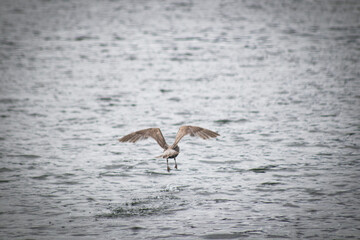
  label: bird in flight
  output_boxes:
[118,126,220,172]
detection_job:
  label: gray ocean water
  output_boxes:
[1,0,360,239]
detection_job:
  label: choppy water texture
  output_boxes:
[1,0,360,239]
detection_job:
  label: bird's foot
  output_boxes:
[174,164,178,169]
[167,166,171,172]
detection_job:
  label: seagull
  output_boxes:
[118,126,219,172]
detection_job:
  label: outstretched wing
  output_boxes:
[171,126,219,148]
[119,128,168,150]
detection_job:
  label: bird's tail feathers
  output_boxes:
[155,154,164,158]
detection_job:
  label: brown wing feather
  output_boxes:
[119,128,168,150]
[171,126,219,148]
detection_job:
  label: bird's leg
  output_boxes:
[174,158,178,169]
[167,158,170,172]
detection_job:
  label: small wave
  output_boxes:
[161,184,186,192]
[261,182,282,186]
[0,98,20,104]
[249,165,278,173]
[199,160,226,165]
[97,195,182,218]
[99,205,165,218]
[31,174,50,180]
[168,97,181,102]
[112,124,125,129]
[145,170,171,176]
[0,167,14,173]
[99,171,132,177]
[283,203,300,208]
[102,164,134,170]
[74,35,99,41]
[160,89,173,93]
[53,181,80,185]
[215,167,246,173]
[54,173,76,179]
[286,142,308,147]
[203,230,264,239]
[213,199,232,203]
[304,188,326,196]
[0,180,11,183]
[214,118,248,125]
[28,113,47,117]
[7,154,41,159]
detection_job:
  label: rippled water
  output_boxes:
[1,0,360,239]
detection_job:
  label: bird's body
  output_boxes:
[156,146,179,159]
[118,126,219,172]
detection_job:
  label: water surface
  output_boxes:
[0,0,359,239]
